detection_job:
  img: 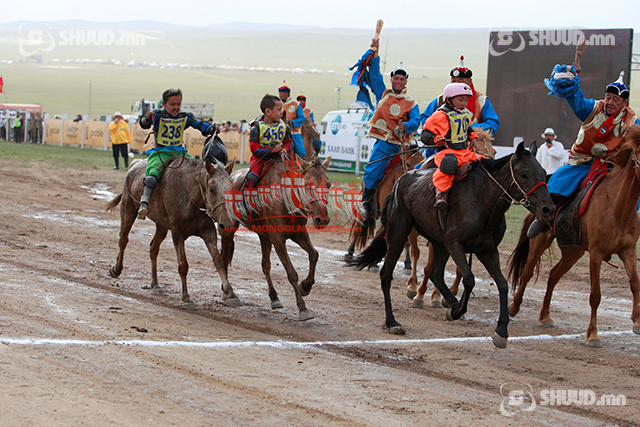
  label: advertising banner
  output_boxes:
[84,121,107,147]
[44,119,62,144]
[62,120,82,145]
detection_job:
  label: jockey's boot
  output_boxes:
[434,189,449,211]
[360,187,375,220]
[138,175,157,220]
[526,219,549,239]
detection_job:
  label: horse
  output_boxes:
[106,157,239,310]
[301,117,322,160]
[405,128,498,308]
[227,154,332,321]
[508,126,640,347]
[351,142,554,348]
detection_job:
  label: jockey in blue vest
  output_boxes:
[278,83,306,158]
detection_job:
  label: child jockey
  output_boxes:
[422,82,479,210]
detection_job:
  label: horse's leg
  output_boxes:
[258,234,282,309]
[475,249,510,349]
[428,242,455,308]
[344,240,356,263]
[380,236,408,334]
[271,236,313,321]
[220,228,235,271]
[539,248,584,328]
[618,245,640,336]
[585,252,605,347]
[402,241,412,274]
[510,233,554,317]
[426,242,445,307]
[445,242,474,321]
[202,230,240,307]
[289,231,318,297]
[109,197,137,279]
[149,225,168,296]
[406,230,420,299]
[171,232,195,310]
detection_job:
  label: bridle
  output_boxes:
[198,159,229,223]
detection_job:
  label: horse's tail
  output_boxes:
[349,217,376,250]
[507,213,541,293]
[105,193,122,212]
[350,226,387,270]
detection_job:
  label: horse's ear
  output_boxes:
[205,158,215,174]
[529,140,538,158]
[226,158,236,175]
[322,156,332,170]
[515,141,526,159]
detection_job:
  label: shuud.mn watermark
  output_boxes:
[499,382,626,417]
[489,29,617,56]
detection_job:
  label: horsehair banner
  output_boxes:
[62,120,82,145]
[84,121,107,147]
[44,119,62,144]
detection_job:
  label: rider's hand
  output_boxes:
[272,144,283,154]
[469,138,478,149]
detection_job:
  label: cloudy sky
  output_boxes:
[2,0,639,30]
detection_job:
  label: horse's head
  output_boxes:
[613,125,640,177]
[509,142,555,224]
[302,117,322,157]
[475,128,497,159]
[297,154,332,228]
[204,158,235,229]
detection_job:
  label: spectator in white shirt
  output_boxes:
[536,127,567,180]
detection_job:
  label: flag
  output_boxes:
[0,76,3,93]
[348,49,375,110]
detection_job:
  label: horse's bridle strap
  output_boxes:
[525,181,547,197]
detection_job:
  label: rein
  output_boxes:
[198,160,227,223]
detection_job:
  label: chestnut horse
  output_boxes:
[508,126,640,347]
[227,155,332,321]
[301,117,322,160]
[106,157,239,309]
[351,142,554,348]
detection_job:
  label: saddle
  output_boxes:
[554,159,609,247]
[421,157,475,183]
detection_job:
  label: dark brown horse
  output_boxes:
[352,142,554,348]
[508,126,640,347]
[227,155,332,320]
[106,157,239,309]
[301,117,322,161]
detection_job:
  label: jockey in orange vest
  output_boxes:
[297,93,321,153]
[278,83,306,158]
[358,37,421,219]
[527,68,640,238]
[422,83,480,210]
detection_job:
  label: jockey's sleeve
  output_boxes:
[423,111,450,144]
[471,98,500,134]
[368,55,386,104]
[185,113,213,136]
[139,109,160,130]
[309,111,315,123]
[404,104,421,135]
[565,88,596,122]
[291,104,305,128]
[420,97,439,127]
[249,124,269,156]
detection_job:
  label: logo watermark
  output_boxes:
[499,382,626,417]
[18,23,146,56]
[489,29,617,56]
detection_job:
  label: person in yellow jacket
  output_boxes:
[108,111,131,170]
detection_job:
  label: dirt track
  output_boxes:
[0,161,639,426]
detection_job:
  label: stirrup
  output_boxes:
[526,219,549,239]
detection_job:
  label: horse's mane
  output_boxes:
[610,125,640,167]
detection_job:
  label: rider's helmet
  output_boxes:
[443,83,473,102]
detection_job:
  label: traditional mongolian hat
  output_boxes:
[450,55,472,79]
[296,92,306,101]
[605,72,629,99]
[390,61,408,78]
[278,81,291,93]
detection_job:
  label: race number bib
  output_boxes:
[157,116,187,146]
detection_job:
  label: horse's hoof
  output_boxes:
[406,289,417,299]
[492,332,508,349]
[300,281,313,297]
[402,268,412,276]
[459,314,466,321]
[182,301,196,310]
[151,287,164,296]
[509,302,520,317]
[298,310,314,321]
[441,298,449,308]
[108,267,120,278]
[587,338,603,348]
[388,325,405,335]
[344,253,354,263]
[224,297,241,307]
[413,299,424,309]
[633,324,640,335]
[540,319,555,328]
[369,266,379,273]
[431,299,443,308]
[445,308,455,321]
[271,300,284,309]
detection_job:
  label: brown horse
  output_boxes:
[106,157,239,309]
[227,155,332,320]
[301,117,322,161]
[508,126,640,347]
[405,128,498,308]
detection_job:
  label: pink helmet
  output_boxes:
[442,83,473,102]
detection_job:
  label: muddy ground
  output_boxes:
[0,161,638,426]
